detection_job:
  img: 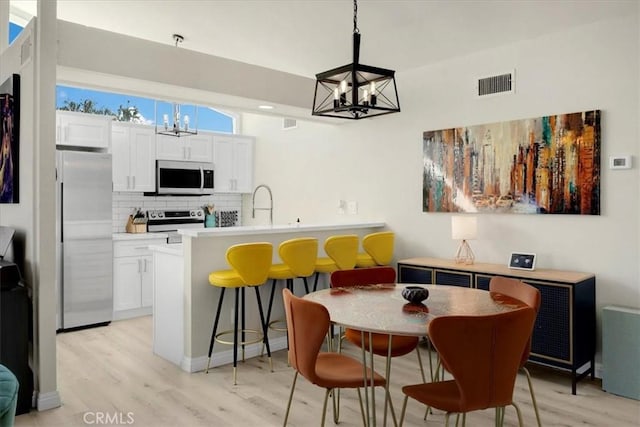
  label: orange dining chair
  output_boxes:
[331,266,426,425]
[490,276,543,427]
[282,288,394,426]
[313,234,359,291]
[399,307,537,427]
[355,231,395,268]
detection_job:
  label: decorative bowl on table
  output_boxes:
[401,286,429,304]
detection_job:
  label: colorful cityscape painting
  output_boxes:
[422,110,600,214]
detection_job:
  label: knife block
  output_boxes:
[125,215,147,233]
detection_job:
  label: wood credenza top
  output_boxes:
[398,257,595,284]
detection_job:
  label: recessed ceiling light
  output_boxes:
[258,105,274,110]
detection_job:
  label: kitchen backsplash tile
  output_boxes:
[112,192,242,233]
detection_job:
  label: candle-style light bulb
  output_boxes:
[333,88,340,108]
[370,81,377,106]
[339,80,348,105]
[363,89,369,106]
[184,115,189,131]
[163,114,169,130]
[171,105,178,132]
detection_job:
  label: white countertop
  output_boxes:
[179,221,385,238]
[113,232,169,241]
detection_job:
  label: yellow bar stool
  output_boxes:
[312,234,359,291]
[355,231,395,268]
[265,237,319,332]
[206,242,273,385]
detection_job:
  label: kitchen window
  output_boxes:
[55,85,236,134]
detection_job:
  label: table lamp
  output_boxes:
[451,216,477,264]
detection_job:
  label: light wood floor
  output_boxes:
[15,316,640,426]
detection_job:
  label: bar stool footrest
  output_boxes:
[268,318,288,333]
[215,329,264,346]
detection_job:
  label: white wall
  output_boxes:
[243,13,640,361]
[0,4,59,410]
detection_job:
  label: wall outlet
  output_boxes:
[347,201,358,215]
[338,199,346,215]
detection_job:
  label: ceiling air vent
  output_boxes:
[283,118,297,130]
[477,71,515,97]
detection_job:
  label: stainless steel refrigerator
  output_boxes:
[56,150,113,330]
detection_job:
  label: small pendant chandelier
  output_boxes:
[155,34,198,137]
[312,0,400,120]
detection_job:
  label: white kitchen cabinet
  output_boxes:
[112,122,156,192]
[113,257,142,311]
[156,133,213,163]
[56,110,111,149]
[213,134,254,193]
[113,238,165,319]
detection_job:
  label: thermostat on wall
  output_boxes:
[609,155,632,169]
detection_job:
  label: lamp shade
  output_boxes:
[451,216,477,240]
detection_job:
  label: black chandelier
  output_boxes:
[312,0,400,120]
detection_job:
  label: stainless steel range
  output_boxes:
[147,209,204,243]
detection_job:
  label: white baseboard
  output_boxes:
[181,336,288,373]
[37,390,61,411]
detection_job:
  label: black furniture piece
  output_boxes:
[0,232,33,415]
[398,257,596,395]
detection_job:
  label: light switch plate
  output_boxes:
[338,200,346,215]
[609,155,632,169]
[347,201,358,215]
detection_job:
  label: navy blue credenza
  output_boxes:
[398,257,596,395]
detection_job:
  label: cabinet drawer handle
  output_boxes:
[132,176,136,188]
[134,246,148,250]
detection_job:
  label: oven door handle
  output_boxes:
[200,167,204,192]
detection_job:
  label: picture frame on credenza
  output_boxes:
[508,252,536,271]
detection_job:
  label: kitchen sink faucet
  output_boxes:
[252,184,273,226]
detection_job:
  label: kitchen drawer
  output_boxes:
[113,239,166,258]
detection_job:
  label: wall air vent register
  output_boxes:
[477,70,515,97]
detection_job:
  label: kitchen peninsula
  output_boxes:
[150,221,385,372]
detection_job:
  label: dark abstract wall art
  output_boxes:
[422,110,600,215]
[0,73,20,204]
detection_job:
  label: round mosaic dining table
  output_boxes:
[304,283,526,337]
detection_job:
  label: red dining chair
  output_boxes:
[490,276,542,427]
[331,267,426,425]
[400,307,537,427]
[281,288,393,426]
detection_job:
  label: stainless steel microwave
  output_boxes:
[155,160,214,195]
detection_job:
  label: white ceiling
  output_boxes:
[10,0,634,79]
